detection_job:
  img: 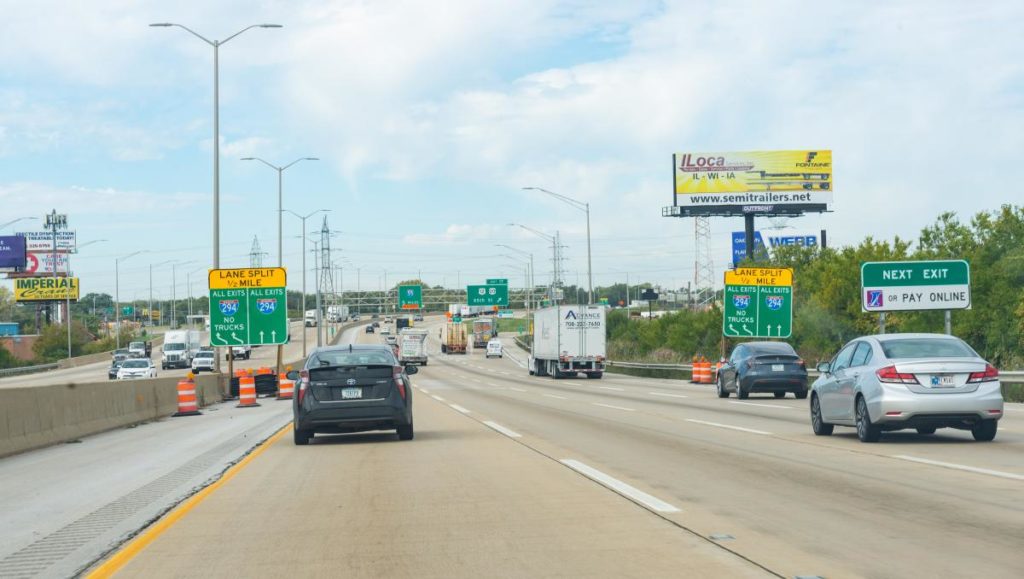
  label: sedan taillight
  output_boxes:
[967,364,999,383]
[297,370,309,404]
[393,367,407,400]
[876,365,919,384]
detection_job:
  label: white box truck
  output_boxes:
[162,329,201,370]
[398,328,429,366]
[529,305,606,379]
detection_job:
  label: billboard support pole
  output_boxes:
[879,313,886,335]
[744,214,756,261]
[944,310,951,335]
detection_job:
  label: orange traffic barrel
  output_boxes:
[277,372,294,400]
[690,356,700,383]
[702,359,714,384]
[257,366,273,375]
[237,375,261,408]
[173,375,201,417]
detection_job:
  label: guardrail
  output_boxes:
[0,363,60,378]
[604,360,1024,383]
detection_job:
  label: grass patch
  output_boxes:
[495,317,530,334]
[1003,382,1024,403]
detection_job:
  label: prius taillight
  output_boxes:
[393,367,407,400]
[297,370,309,404]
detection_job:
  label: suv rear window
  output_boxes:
[310,350,395,367]
[880,338,977,359]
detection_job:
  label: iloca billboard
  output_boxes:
[0,236,27,269]
[670,150,832,217]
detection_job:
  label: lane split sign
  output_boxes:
[209,267,288,346]
[723,267,793,338]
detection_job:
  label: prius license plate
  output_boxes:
[772,364,784,372]
[342,387,362,399]
[933,375,955,387]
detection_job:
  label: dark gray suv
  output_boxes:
[290,344,416,445]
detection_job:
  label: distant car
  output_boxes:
[486,339,503,359]
[717,341,807,399]
[385,335,398,346]
[372,321,380,328]
[381,326,391,335]
[384,316,393,323]
[229,345,251,360]
[371,314,380,320]
[290,344,416,445]
[113,348,129,359]
[117,358,157,380]
[191,350,216,373]
[351,314,361,321]
[810,333,1003,442]
[365,325,375,334]
[413,313,423,322]
[108,359,125,380]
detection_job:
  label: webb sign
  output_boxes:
[671,150,832,216]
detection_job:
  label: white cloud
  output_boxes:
[0,182,205,216]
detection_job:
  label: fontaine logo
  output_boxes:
[256,298,277,314]
[765,295,784,310]
[218,299,240,315]
[732,294,751,309]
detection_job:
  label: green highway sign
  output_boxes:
[208,268,288,346]
[121,306,133,316]
[486,278,508,285]
[398,284,422,310]
[861,260,970,312]
[467,284,509,306]
[723,268,793,338]
[453,316,462,323]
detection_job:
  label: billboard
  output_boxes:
[14,277,80,301]
[732,231,821,266]
[7,252,70,277]
[17,231,77,252]
[0,236,27,269]
[671,150,832,216]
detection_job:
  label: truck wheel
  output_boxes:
[586,372,603,379]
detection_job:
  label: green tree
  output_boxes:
[32,321,92,361]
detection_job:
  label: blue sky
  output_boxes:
[2,0,1023,303]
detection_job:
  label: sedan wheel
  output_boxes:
[736,379,749,399]
[773,391,786,399]
[916,427,936,435]
[971,420,997,442]
[716,377,729,398]
[811,395,833,436]
[855,397,882,443]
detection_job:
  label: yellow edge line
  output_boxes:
[85,423,291,578]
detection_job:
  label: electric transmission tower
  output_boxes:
[318,215,336,316]
[694,216,715,308]
[249,236,267,268]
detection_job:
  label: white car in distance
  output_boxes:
[192,350,216,373]
[118,358,157,380]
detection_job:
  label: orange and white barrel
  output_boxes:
[173,375,201,417]
[237,375,261,408]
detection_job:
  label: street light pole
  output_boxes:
[508,223,560,304]
[0,216,39,231]
[523,187,593,304]
[170,261,195,329]
[65,239,107,358]
[150,22,282,272]
[241,157,319,266]
[284,209,330,357]
[115,251,147,349]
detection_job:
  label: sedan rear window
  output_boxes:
[880,338,977,359]
[310,351,395,367]
[122,360,149,368]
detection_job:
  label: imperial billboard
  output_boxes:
[671,150,832,217]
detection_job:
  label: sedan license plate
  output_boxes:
[341,387,362,399]
[772,364,784,372]
[933,375,956,387]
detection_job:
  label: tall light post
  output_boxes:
[187,266,206,321]
[241,156,318,265]
[524,187,593,304]
[66,239,107,358]
[115,250,147,349]
[508,223,561,304]
[170,260,196,329]
[496,244,534,310]
[501,253,532,320]
[0,216,39,231]
[284,208,330,357]
[149,259,175,327]
[149,22,282,272]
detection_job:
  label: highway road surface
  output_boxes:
[3,319,1021,578]
[0,320,325,389]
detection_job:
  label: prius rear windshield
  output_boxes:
[880,338,977,359]
[310,350,395,367]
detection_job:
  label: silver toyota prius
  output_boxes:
[810,333,1003,442]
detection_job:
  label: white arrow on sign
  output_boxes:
[231,332,244,345]
[765,324,773,337]
[271,330,277,342]
[259,331,264,343]
[214,332,226,345]
[777,324,782,335]
[742,324,753,336]
[728,324,739,335]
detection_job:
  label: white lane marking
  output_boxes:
[488,382,500,387]
[892,455,1024,482]
[544,394,568,400]
[509,387,527,392]
[483,421,522,438]
[685,419,771,435]
[599,386,624,391]
[648,392,688,399]
[593,403,635,412]
[500,371,511,375]
[449,404,471,414]
[729,401,794,410]
[560,459,681,513]
[420,388,430,394]
[431,395,446,402]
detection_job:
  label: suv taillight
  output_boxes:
[876,365,918,384]
[393,367,407,400]
[967,364,999,383]
[297,370,309,403]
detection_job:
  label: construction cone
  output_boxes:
[690,356,700,383]
[173,374,202,417]
[701,357,713,384]
[277,371,294,400]
[237,374,261,408]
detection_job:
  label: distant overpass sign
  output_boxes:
[209,267,288,346]
[723,268,793,338]
[467,284,509,307]
[861,260,970,312]
[399,284,422,310]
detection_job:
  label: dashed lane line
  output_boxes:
[648,392,688,399]
[685,419,771,435]
[483,421,522,438]
[892,455,1024,482]
[560,459,680,513]
[593,403,635,412]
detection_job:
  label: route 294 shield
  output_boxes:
[765,295,784,310]
[219,300,240,315]
[256,298,277,314]
[733,294,751,309]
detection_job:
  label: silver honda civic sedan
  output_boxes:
[810,333,1003,442]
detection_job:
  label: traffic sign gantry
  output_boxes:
[486,278,508,285]
[723,267,793,338]
[466,284,509,307]
[398,284,422,310]
[208,268,288,347]
[861,260,970,312]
